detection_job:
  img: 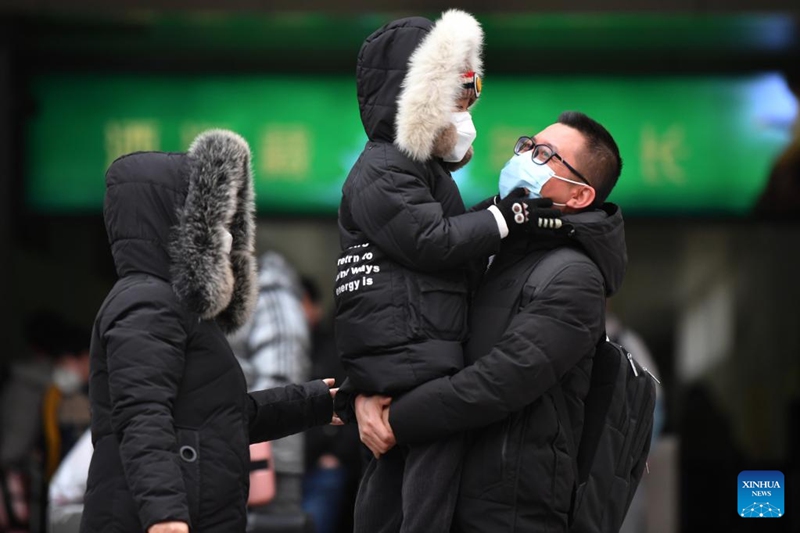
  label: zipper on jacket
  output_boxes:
[510,406,532,532]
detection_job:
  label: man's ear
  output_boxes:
[568,185,596,210]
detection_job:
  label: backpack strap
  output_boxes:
[550,333,606,474]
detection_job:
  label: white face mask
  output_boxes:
[442,111,477,163]
[498,153,591,206]
[221,230,233,255]
[52,367,84,394]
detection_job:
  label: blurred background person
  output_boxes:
[1,311,67,472]
[228,251,313,531]
[47,428,92,533]
[1,312,89,532]
[0,311,63,532]
[754,67,800,219]
[41,324,91,484]
[39,324,91,532]
[679,381,746,532]
[300,276,361,533]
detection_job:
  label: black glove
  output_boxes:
[495,189,563,234]
[526,198,564,231]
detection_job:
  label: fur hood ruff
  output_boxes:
[395,9,484,162]
[170,130,258,333]
[103,129,258,334]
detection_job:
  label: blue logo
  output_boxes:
[738,471,784,518]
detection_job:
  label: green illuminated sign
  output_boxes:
[26,73,793,215]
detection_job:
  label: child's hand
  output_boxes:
[497,192,562,234]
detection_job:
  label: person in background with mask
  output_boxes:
[42,325,92,483]
[1,312,72,532]
[37,325,92,533]
[334,10,563,533]
[355,112,627,533]
[1,312,69,471]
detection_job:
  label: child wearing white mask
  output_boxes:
[334,10,563,533]
[433,71,480,167]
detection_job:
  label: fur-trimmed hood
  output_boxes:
[103,130,257,333]
[356,9,483,162]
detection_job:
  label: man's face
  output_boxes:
[532,123,589,204]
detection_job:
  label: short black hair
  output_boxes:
[62,324,91,356]
[23,310,69,358]
[300,275,321,304]
[23,311,89,358]
[557,111,622,205]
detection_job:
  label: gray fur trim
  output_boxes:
[170,129,258,333]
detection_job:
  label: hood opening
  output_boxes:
[356,10,484,162]
[103,130,258,333]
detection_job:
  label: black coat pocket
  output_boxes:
[417,275,468,339]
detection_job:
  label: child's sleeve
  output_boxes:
[348,168,502,271]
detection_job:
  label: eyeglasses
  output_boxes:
[514,136,590,185]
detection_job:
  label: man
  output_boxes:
[356,111,626,532]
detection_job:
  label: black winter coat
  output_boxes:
[389,205,627,532]
[81,133,333,533]
[335,17,501,394]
